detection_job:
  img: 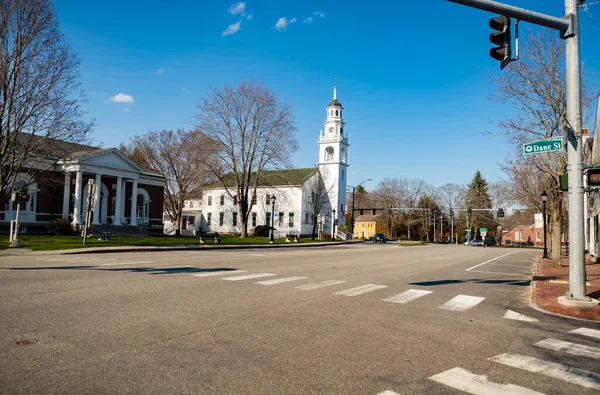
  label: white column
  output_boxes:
[121,178,127,224]
[92,174,102,225]
[62,172,71,219]
[72,171,83,225]
[130,179,138,226]
[114,176,122,225]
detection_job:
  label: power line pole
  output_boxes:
[446,0,591,305]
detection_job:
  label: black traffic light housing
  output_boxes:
[467,208,472,217]
[497,208,505,218]
[489,15,512,70]
[429,209,434,216]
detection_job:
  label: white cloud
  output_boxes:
[228,2,245,16]
[290,17,297,24]
[222,21,241,36]
[246,13,253,20]
[156,69,165,75]
[181,88,191,94]
[314,11,326,18]
[275,17,288,31]
[303,16,313,24]
[107,93,135,104]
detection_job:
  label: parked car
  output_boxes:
[484,239,497,246]
[466,240,483,246]
[515,241,533,247]
[372,233,387,243]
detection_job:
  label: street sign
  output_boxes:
[465,228,471,232]
[466,233,471,239]
[523,139,563,155]
[481,232,487,238]
[480,228,488,233]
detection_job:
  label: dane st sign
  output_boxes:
[523,139,563,155]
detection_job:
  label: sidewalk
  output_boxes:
[532,255,600,321]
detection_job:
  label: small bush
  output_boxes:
[321,232,331,240]
[251,225,271,237]
[46,218,74,235]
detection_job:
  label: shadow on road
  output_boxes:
[3,266,240,275]
[410,279,531,287]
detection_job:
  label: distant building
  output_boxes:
[164,85,351,238]
[353,214,384,239]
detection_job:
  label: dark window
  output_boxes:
[266,194,271,205]
[219,212,224,226]
[220,195,225,205]
[289,213,294,227]
[266,212,271,226]
[336,110,339,116]
[207,213,212,226]
[233,195,238,205]
[279,212,284,226]
[251,195,257,205]
[252,212,257,227]
[305,213,309,224]
[207,196,212,206]
[233,212,238,226]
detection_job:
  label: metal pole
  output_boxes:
[269,199,275,243]
[451,214,455,244]
[433,214,436,243]
[543,200,549,259]
[11,201,21,247]
[565,0,586,300]
[351,186,356,238]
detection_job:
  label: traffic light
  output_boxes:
[429,209,434,216]
[467,208,472,217]
[489,15,511,69]
[497,208,505,218]
[20,193,30,202]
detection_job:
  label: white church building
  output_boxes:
[164,86,350,238]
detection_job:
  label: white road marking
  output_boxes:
[465,251,518,271]
[489,352,600,390]
[535,338,600,360]
[503,310,538,322]
[100,261,153,266]
[43,258,117,263]
[222,273,277,281]
[382,289,433,304]
[429,367,544,394]
[487,263,534,268]
[377,391,401,395]
[469,269,530,276]
[296,280,346,290]
[255,276,308,285]
[248,253,265,257]
[335,284,388,296]
[191,270,247,277]
[438,295,485,311]
[570,327,600,340]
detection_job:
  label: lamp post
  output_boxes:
[269,195,277,243]
[350,178,372,238]
[332,209,336,237]
[541,191,549,259]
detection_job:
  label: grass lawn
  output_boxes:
[0,234,336,251]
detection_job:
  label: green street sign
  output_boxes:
[523,139,563,155]
[480,228,488,233]
[465,228,471,232]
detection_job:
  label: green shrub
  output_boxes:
[251,225,271,237]
[46,218,74,235]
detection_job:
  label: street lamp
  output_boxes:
[332,209,336,237]
[269,195,277,243]
[350,178,372,238]
[541,191,549,259]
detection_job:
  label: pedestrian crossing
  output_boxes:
[375,326,600,394]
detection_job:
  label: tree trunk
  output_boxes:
[549,212,562,267]
[240,202,249,238]
[312,221,317,240]
[174,215,181,236]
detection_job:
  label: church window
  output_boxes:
[288,213,294,227]
[220,195,225,205]
[279,212,284,226]
[336,110,339,116]
[219,212,224,226]
[208,196,212,206]
[233,195,238,205]
[340,127,344,135]
[325,147,334,161]
[266,212,271,226]
[266,194,271,205]
[252,212,257,227]
[233,212,238,226]
[207,213,212,226]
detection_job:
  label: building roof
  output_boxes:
[18,132,100,160]
[328,99,343,108]
[208,167,319,189]
[355,214,379,222]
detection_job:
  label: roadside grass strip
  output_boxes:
[438,295,485,311]
[534,338,600,360]
[222,273,277,281]
[489,353,600,391]
[503,310,538,322]
[296,280,346,290]
[429,367,544,395]
[382,289,433,304]
[570,327,600,340]
[335,284,388,296]
[255,276,308,285]
[191,270,247,277]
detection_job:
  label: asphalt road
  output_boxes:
[1,243,599,394]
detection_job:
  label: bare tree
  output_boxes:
[304,168,334,239]
[197,81,298,238]
[125,129,215,236]
[373,177,406,237]
[0,0,93,198]
[404,178,427,240]
[491,30,593,265]
[438,183,467,242]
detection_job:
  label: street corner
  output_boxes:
[531,256,600,321]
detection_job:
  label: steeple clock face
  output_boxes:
[328,127,334,135]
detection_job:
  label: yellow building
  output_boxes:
[353,214,384,239]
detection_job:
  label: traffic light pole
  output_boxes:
[447,0,591,303]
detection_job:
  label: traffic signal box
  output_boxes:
[497,208,505,218]
[467,208,472,217]
[489,15,512,69]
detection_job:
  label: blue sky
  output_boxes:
[54,0,600,190]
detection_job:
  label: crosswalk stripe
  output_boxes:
[255,276,308,285]
[382,289,432,304]
[191,270,246,277]
[570,327,600,340]
[489,352,600,390]
[535,338,600,360]
[335,284,388,296]
[438,295,485,311]
[222,273,276,281]
[45,258,116,263]
[296,280,346,290]
[503,310,538,322]
[377,391,401,395]
[429,367,544,394]
[100,261,152,266]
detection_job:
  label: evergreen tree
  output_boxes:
[465,171,497,240]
